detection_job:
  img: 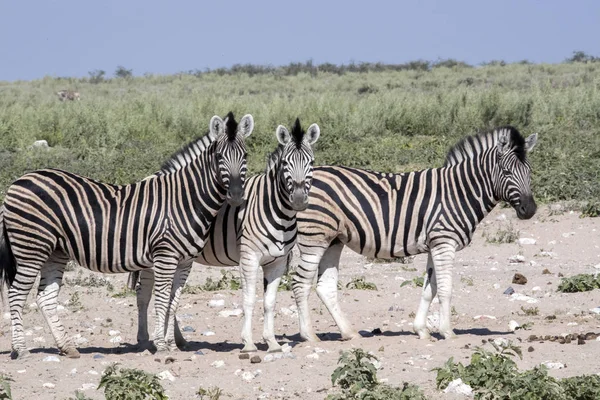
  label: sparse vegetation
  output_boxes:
[97,364,167,400]
[580,201,600,218]
[183,269,241,293]
[111,286,137,298]
[0,374,12,400]
[346,276,378,290]
[400,276,425,288]
[520,306,540,316]
[461,276,474,286]
[483,222,520,244]
[327,348,426,400]
[278,269,295,291]
[67,291,83,311]
[557,273,600,293]
[434,340,600,399]
[68,391,93,400]
[64,271,114,291]
[197,386,223,400]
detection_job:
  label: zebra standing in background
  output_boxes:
[291,127,538,342]
[0,112,254,359]
[130,118,320,353]
[57,90,80,101]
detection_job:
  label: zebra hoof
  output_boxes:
[240,344,258,353]
[300,333,321,342]
[10,349,30,360]
[61,348,81,359]
[441,331,457,340]
[414,329,431,340]
[341,331,359,341]
[266,344,282,354]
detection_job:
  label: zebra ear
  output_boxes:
[276,125,291,145]
[209,115,225,139]
[305,123,320,145]
[238,114,254,138]
[525,133,538,153]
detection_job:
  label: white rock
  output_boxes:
[157,370,176,382]
[208,299,225,308]
[43,382,55,389]
[594,264,600,270]
[508,255,525,263]
[473,315,497,320]
[218,309,243,317]
[108,330,120,336]
[542,361,565,370]
[493,338,509,347]
[211,360,225,368]
[531,286,541,292]
[264,354,275,362]
[539,251,556,258]
[405,359,414,366]
[567,322,578,326]
[17,370,26,374]
[79,383,96,391]
[56,304,65,311]
[561,232,575,238]
[281,343,292,353]
[43,355,60,362]
[443,378,473,396]
[548,240,557,245]
[109,336,122,343]
[363,263,373,270]
[241,371,255,382]
[279,307,297,317]
[529,260,537,267]
[34,326,43,330]
[509,293,539,304]
[32,140,49,149]
[88,370,99,375]
[420,354,432,360]
[493,283,501,290]
[306,353,319,360]
[202,331,215,336]
[314,347,327,354]
[589,307,600,314]
[517,238,536,245]
[508,320,520,332]
[33,336,46,343]
[70,368,77,375]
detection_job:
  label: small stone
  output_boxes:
[32,140,49,149]
[157,370,176,382]
[208,299,225,308]
[542,269,552,275]
[508,320,520,332]
[43,356,60,362]
[558,272,564,277]
[42,382,55,389]
[542,361,565,370]
[202,331,215,336]
[17,370,26,374]
[493,283,501,290]
[363,263,373,270]
[250,355,262,364]
[503,287,515,295]
[558,338,566,344]
[545,315,556,320]
[528,335,538,341]
[594,264,600,270]
[80,383,96,391]
[517,238,536,245]
[165,356,176,364]
[509,255,526,264]
[70,368,77,374]
[93,354,104,359]
[87,370,99,375]
[154,358,161,363]
[585,332,598,340]
[306,353,319,360]
[239,353,250,360]
[108,330,120,336]
[589,307,600,315]
[218,309,243,318]
[371,328,382,335]
[443,378,473,396]
[512,273,528,285]
[241,371,255,382]
[578,338,585,345]
[211,360,225,368]
[182,326,195,332]
[528,346,534,352]
[532,286,541,292]
[263,354,274,362]
[110,336,122,343]
[3,312,10,320]
[194,350,205,356]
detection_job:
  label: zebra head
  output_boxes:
[495,128,538,219]
[275,118,321,211]
[209,112,254,207]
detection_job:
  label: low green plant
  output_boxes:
[111,286,137,298]
[64,271,114,291]
[184,269,241,293]
[434,340,600,399]
[580,201,600,218]
[327,349,426,400]
[346,276,378,290]
[68,291,83,311]
[0,374,13,400]
[483,222,520,244]
[68,391,93,400]
[557,273,600,293]
[278,270,295,291]
[97,363,167,400]
[197,386,223,400]
[520,306,539,316]
[461,276,474,286]
[400,276,424,288]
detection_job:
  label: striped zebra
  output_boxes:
[0,112,254,359]
[57,90,80,101]
[130,118,320,353]
[291,126,538,342]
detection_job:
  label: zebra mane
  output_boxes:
[265,118,306,172]
[444,126,526,167]
[160,113,239,174]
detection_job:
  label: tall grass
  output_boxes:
[1,62,599,202]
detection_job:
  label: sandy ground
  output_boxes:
[1,205,600,400]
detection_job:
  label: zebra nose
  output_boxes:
[517,195,537,219]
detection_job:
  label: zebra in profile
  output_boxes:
[130,118,320,353]
[57,90,80,101]
[290,126,538,342]
[0,112,254,359]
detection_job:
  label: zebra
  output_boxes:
[290,126,538,342]
[57,90,80,101]
[0,112,254,359]
[130,118,320,353]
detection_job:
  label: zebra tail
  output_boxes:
[0,206,17,294]
[127,271,140,291]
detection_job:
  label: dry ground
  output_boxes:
[1,206,600,399]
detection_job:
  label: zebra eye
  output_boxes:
[503,168,512,177]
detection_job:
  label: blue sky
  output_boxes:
[1,0,598,81]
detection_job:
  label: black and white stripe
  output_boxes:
[131,118,320,352]
[0,112,254,358]
[291,127,538,342]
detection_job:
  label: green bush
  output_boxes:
[97,364,167,400]
[0,374,13,400]
[183,269,240,293]
[346,276,378,290]
[557,273,600,293]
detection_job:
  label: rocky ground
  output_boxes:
[1,205,600,399]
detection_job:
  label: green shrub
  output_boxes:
[483,222,520,244]
[97,364,167,400]
[346,276,378,290]
[183,269,241,293]
[400,276,425,288]
[557,274,600,293]
[0,374,13,400]
[197,386,223,400]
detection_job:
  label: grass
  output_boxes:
[63,270,114,291]
[520,306,540,316]
[197,387,223,400]
[557,273,600,293]
[400,276,425,288]
[97,364,167,400]
[183,269,241,293]
[346,276,378,290]
[1,62,600,205]
[483,222,520,244]
[434,340,600,399]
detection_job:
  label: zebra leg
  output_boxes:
[8,261,43,359]
[262,261,286,353]
[152,255,179,353]
[315,242,356,340]
[37,257,79,358]
[413,252,437,339]
[164,263,192,351]
[240,253,259,353]
[135,269,155,350]
[293,244,326,342]
[431,243,456,339]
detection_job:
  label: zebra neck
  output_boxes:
[268,167,297,222]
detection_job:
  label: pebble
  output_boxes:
[512,273,528,285]
[542,361,565,370]
[589,307,600,315]
[473,315,497,320]
[87,370,99,375]
[218,309,243,317]
[503,286,515,295]
[208,299,225,308]
[279,307,297,317]
[43,356,60,362]
[70,368,77,375]
[158,370,176,382]
[211,360,225,368]
[93,354,104,359]
[493,283,501,290]
[239,353,250,360]
[363,263,373,270]
[508,255,525,263]
[80,383,96,391]
[42,382,55,389]
[182,326,195,332]
[539,251,556,258]
[595,264,600,270]
[443,378,473,396]
[542,268,552,275]
[110,336,122,343]
[56,305,65,312]
[2,312,10,320]
[250,355,262,364]
[517,238,536,245]
[306,353,319,360]
[202,331,215,336]
[509,293,539,304]
[531,286,541,292]
[241,371,255,382]
[108,330,120,336]
[508,320,520,332]
[528,346,534,352]
[17,369,26,374]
